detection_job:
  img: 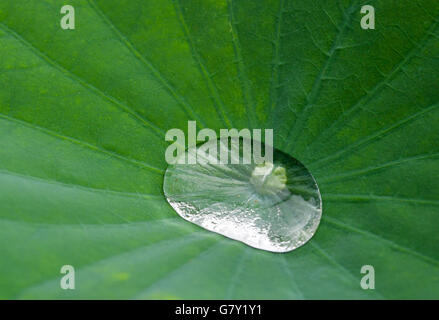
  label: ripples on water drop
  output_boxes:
[163,138,322,253]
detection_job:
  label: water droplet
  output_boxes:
[163,138,322,253]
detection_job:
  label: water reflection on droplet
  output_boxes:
[163,138,322,253]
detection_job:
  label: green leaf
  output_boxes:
[0,0,438,299]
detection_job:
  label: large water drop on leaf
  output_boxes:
[163,138,322,253]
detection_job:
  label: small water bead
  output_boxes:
[163,138,322,253]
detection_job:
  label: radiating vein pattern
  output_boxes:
[0,0,438,299]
